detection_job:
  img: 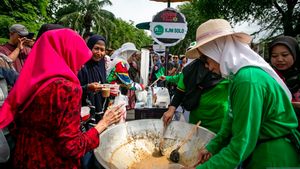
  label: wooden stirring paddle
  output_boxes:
[170,121,201,163]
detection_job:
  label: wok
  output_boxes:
[94,119,215,169]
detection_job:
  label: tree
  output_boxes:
[193,0,300,38]
[0,0,51,40]
[54,0,115,36]
[169,3,209,55]
[107,19,152,50]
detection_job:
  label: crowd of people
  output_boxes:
[0,22,186,169]
[0,17,299,169]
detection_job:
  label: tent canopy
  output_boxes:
[136,22,150,30]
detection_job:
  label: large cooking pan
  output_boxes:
[94,119,215,169]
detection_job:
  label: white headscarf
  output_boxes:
[199,35,292,100]
[107,42,139,76]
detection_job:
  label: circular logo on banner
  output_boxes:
[150,8,188,47]
[154,25,164,35]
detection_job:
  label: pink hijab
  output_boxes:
[0,28,92,129]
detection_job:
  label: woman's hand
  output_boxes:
[87,82,102,92]
[162,106,176,127]
[181,148,211,169]
[159,76,166,81]
[103,104,125,126]
[193,148,212,167]
[94,104,124,133]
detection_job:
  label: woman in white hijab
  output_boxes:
[107,42,144,93]
[184,19,300,169]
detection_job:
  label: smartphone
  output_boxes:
[26,32,35,39]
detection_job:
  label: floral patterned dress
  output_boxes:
[12,79,99,169]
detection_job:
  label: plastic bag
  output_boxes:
[135,90,147,103]
[0,129,10,162]
[154,87,170,108]
[113,94,128,123]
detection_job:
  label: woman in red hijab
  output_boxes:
[0,29,123,169]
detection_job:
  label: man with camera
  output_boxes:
[0,24,32,73]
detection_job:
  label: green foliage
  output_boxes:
[169,3,211,55]
[170,0,300,54]
[0,15,16,38]
[0,0,151,51]
[52,0,152,49]
[0,38,8,45]
[193,0,300,37]
[0,0,52,38]
[106,19,152,50]
[55,0,115,36]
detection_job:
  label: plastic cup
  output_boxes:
[80,107,91,122]
[102,86,111,97]
[110,84,120,96]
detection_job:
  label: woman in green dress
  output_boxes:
[184,19,300,169]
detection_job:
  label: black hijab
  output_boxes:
[78,35,107,112]
[269,36,300,69]
[87,35,106,50]
[269,36,300,94]
[85,35,107,83]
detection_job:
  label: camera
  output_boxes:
[26,32,35,39]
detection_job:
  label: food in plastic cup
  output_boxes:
[102,87,110,97]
